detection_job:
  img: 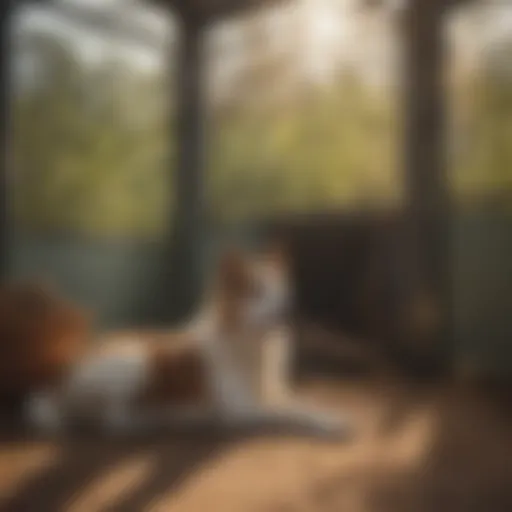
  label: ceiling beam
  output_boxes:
[153,0,287,25]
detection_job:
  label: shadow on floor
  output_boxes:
[0,428,230,512]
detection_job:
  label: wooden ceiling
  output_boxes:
[153,0,288,24]
[154,0,477,25]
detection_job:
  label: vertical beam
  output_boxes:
[401,0,451,365]
[0,1,13,283]
[171,18,206,321]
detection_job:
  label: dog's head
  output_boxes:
[214,242,291,332]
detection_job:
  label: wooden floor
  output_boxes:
[1,377,512,512]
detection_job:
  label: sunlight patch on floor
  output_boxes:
[149,404,438,512]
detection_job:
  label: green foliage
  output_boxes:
[13,38,399,237]
[13,32,512,238]
[453,46,512,197]
[13,36,171,238]
[210,74,399,224]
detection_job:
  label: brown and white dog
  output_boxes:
[26,246,348,438]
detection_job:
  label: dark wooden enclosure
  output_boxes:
[270,209,446,374]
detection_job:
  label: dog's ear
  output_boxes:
[217,247,251,295]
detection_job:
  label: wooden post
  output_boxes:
[170,18,207,321]
[0,2,13,283]
[401,0,451,368]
